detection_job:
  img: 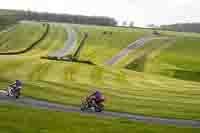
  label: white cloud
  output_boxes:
[1,0,200,26]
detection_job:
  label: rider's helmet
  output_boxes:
[15,80,22,87]
[95,90,102,99]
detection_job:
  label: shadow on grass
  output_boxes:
[126,56,200,82]
[164,69,200,82]
[40,56,95,65]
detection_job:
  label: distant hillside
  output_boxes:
[160,23,200,33]
[0,9,117,26]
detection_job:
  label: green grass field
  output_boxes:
[0,26,16,46]
[0,22,67,57]
[0,57,200,120]
[114,37,170,67]
[23,23,67,57]
[0,23,47,52]
[126,36,200,82]
[125,38,174,69]
[1,104,200,133]
[0,22,200,132]
[75,25,147,64]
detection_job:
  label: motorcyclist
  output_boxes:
[8,80,22,95]
[87,90,105,107]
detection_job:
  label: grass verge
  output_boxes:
[0,103,200,133]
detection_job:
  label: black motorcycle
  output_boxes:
[80,98,104,112]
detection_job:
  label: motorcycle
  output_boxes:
[6,86,21,99]
[80,97,104,112]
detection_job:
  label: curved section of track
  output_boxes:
[105,36,155,65]
[0,91,200,128]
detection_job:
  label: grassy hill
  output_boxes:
[126,36,200,82]
[73,24,148,64]
[113,37,169,67]
[23,23,67,57]
[0,22,67,56]
[0,55,200,120]
[0,23,47,53]
[0,21,200,132]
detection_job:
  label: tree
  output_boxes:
[147,24,158,28]
[122,21,127,26]
[160,23,200,33]
[129,21,134,27]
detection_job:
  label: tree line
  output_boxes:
[160,23,200,33]
[0,9,117,26]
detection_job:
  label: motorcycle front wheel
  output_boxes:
[80,102,88,111]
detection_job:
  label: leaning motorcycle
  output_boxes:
[80,98,104,112]
[6,86,20,99]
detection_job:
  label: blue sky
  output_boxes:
[1,0,200,26]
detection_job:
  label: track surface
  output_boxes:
[105,36,155,65]
[0,91,200,128]
[49,27,76,58]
